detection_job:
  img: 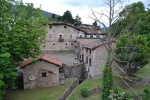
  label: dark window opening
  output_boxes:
[42,72,47,77]
[64,25,67,28]
[49,34,52,38]
[71,43,73,45]
[89,58,91,66]
[80,35,82,37]
[86,56,88,64]
[66,43,67,45]
[70,35,72,38]
[97,35,99,37]
[49,25,52,28]
[89,49,91,54]
[82,54,84,61]
[59,35,63,39]
[90,35,93,37]
[53,43,55,45]
[85,35,87,37]
[86,49,88,53]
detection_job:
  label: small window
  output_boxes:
[86,56,88,64]
[53,43,55,45]
[89,58,91,66]
[70,35,72,38]
[89,49,91,54]
[90,35,93,37]
[59,35,63,39]
[49,34,52,38]
[85,35,87,37]
[82,54,84,61]
[71,43,73,45]
[97,35,99,37]
[42,72,47,77]
[66,43,67,45]
[64,25,67,28]
[49,25,52,28]
[86,49,88,53]
[80,35,82,37]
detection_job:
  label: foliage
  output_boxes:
[80,87,89,97]
[115,33,150,76]
[62,10,74,24]
[74,14,82,26]
[109,87,132,100]
[111,1,146,37]
[102,58,113,100]
[0,0,48,99]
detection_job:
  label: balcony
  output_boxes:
[58,38,64,42]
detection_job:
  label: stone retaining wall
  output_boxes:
[59,79,79,100]
[88,86,101,95]
[63,63,85,79]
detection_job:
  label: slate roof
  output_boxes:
[83,40,108,50]
[20,54,62,68]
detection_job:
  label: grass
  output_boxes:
[4,78,76,100]
[135,66,150,78]
[68,78,102,100]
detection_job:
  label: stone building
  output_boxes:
[41,22,106,52]
[20,54,63,89]
[82,39,116,78]
[42,22,79,52]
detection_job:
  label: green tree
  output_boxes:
[115,33,150,77]
[102,58,113,100]
[74,14,82,26]
[62,10,74,24]
[111,1,145,37]
[0,1,48,99]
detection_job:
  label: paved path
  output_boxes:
[49,52,80,66]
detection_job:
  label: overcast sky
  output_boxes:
[22,0,149,25]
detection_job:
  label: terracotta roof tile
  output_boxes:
[20,54,62,69]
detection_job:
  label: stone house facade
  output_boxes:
[42,23,78,52]
[82,39,116,78]
[20,54,63,89]
[41,22,106,52]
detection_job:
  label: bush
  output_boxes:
[80,87,89,97]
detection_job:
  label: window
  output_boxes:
[42,72,47,77]
[64,25,67,28]
[49,25,52,28]
[86,49,88,53]
[89,58,91,66]
[86,56,88,64]
[66,43,67,45]
[89,49,91,54]
[90,35,93,37]
[70,35,72,38]
[49,34,52,38]
[53,43,55,45]
[71,43,73,45]
[59,35,63,39]
[82,54,84,61]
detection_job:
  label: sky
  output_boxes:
[22,0,149,25]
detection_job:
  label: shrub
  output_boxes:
[80,87,89,97]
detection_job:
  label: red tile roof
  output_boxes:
[20,54,62,69]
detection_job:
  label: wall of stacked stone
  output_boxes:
[59,79,79,100]
[63,63,85,78]
[88,86,102,95]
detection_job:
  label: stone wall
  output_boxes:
[88,86,101,95]
[23,60,59,89]
[63,63,85,79]
[42,24,77,51]
[59,79,79,100]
